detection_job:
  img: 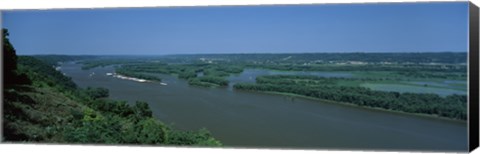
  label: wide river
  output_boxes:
[60,62,467,152]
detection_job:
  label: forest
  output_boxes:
[162,52,467,64]
[81,52,468,83]
[233,75,466,120]
[2,28,222,145]
[83,61,241,87]
[115,67,162,82]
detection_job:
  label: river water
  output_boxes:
[60,62,467,152]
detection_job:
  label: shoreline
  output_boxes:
[234,89,466,123]
[244,67,467,81]
[112,73,149,83]
[109,73,165,85]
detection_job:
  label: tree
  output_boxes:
[136,118,167,144]
[85,87,109,99]
[133,101,153,119]
[3,29,18,87]
[2,29,32,87]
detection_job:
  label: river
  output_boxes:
[59,62,467,152]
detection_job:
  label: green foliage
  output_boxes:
[64,115,122,144]
[186,76,229,88]
[395,71,466,79]
[84,87,109,99]
[17,56,77,91]
[81,58,146,70]
[3,87,86,142]
[5,28,467,146]
[187,78,218,88]
[197,76,228,86]
[62,99,219,145]
[3,29,16,72]
[115,67,162,82]
[3,32,222,146]
[170,52,467,65]
[234,75,467,120]
[2,28,32,87]
[33,55,94,67]
[178,70,197,79]
[82,108,103,122]
[136,118,167,144]
[203,69,230,77]
[3,28,17,86]
[167,128,222,146]
[133,101,153,119]
[109,62,236,87]
[91,99,134,118]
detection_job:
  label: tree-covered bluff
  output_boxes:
[2,29,221,146]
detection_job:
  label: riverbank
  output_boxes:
[235,89,467,123]
[60,61,468,151]
[111,73,150,82]
[110,73,167,85]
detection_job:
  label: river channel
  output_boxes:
[59,62,467,151]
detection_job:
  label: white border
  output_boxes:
[0,144,457,154]
[0,0,478,154]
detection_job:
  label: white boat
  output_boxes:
[160,82,167,85]
[106,73,113,76]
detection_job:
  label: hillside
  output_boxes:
[2,28,222,146]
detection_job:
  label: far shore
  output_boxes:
[235,89,467,123]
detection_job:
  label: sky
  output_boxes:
[2,2,469,55]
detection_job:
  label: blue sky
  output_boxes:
[2,2,469,55]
